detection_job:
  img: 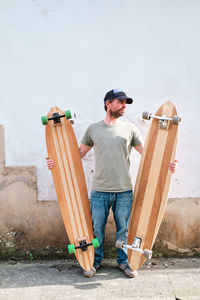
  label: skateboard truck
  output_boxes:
[142,112,181,129]
[68,237,99,254]
[76,240,93,252]
[41,110,74,125]
[115,237,153,259]
[48,112,67,124]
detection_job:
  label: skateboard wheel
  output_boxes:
[68,244,75,254]
[41,116,48,125]
[142,111,151,120]
[115,240,124,249]
[172,116,181,125]
[143,249,153,259]
[92,238,99,248]
[64,110,72,120]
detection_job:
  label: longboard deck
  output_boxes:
[128,101,179,271]
[45,107,94,271]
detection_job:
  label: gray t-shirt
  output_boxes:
[81,119,143,192]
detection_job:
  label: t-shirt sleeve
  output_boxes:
[81,125,94,147]
[131,125,144,147]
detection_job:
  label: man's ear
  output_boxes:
[105,100,111,110]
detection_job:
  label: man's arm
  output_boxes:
[134,143,178,173]
[46,144,92,170]
[79,144,92,158]
[134,144,144,155]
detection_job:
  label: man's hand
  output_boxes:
[169,160,178,173]
[46,157,54,170]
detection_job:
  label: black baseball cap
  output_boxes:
[104,89,133,104]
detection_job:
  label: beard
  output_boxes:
[109,108,125,118]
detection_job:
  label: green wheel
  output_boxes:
[68,244,75,254]
[64,110,72,120]
[92,238,99,249]
[41,116,48,125]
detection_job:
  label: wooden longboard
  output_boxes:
[42,107,95,272]
[127,101,180,271]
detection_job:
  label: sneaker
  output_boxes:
[93,264,100,270]
[118,263,138,278]
[83,267,96,278]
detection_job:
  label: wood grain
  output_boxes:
[128,101,179,271]
[45,107,94,271]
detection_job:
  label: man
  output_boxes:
[47,89,177,278]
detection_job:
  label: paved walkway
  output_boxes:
[0,259,200,299]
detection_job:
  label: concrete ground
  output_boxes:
[0,258,200,300]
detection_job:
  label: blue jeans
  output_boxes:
[90,190,133,266]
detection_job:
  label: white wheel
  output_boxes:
[143,249,153,259]
[172,116,181,125]
[142,111,151,120]
[115,240,124,249]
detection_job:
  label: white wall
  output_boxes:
[0,0,199,200]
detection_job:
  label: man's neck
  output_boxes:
[104,114,119,125]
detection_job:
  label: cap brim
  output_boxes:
[117,96,133,104]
